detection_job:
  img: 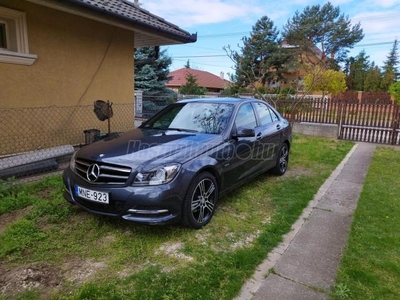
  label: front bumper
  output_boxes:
[62,167,185,225]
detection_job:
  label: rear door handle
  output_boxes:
[276,124,281,131]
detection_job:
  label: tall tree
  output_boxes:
[364,63,382,92]
[383,39,399,76]
[344,57,355,90]
[283,2,364,67]
[134,47,176,101]
[345,50,370,91]
[225,16,292,90]
[381,39,399,90]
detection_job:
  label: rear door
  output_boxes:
[252,102,282,170]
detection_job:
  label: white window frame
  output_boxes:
[0,6,37,66]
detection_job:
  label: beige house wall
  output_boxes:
[0,0,135,108]
[0,0,136,154]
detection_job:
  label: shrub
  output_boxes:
[389,81,400,104]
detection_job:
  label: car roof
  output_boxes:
[177,97,258,105]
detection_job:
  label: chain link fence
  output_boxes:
[0,103,135,182]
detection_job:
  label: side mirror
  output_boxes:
[233,127,255,138]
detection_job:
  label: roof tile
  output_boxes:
[168,68,230,89]
[66,0,196,43]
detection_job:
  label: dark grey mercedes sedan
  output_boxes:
[63,98,292,229]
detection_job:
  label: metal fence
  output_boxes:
[274,98,400,145]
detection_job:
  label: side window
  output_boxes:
[254,102,274,126]
[270,110,279,122]
[235,103,257,129]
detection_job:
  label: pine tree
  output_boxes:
[228,16,292,89]
[345,50,370,91]
[383,39,399,76]
[179,73,206,95]
[364,63,382,92]
[381,39,399,90]
[134,47,176,102]
[283,2,364,67]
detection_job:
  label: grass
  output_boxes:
[0,135,354,300]
[332,147,400,300]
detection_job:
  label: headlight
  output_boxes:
[134,164,180,186]
[69,151,77,171]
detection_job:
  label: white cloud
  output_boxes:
[352,11,399,36]
[140,0,264,27]
[365,0,400,7]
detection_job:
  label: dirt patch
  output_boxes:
[36,188,54,200]
[230,230,261,250]
[0,258,107,298]
[61,259,107,283]
[195,229,212,246]
[0,206,32,235]
[0,262,62,297]
[96,235,117,248]
[157,242,193,263]
[285,167,314,178]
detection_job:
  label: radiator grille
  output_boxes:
[75,158,132,185]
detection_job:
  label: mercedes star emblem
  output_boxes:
[87,164,100,182]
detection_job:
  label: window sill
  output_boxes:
[0,49,37,65]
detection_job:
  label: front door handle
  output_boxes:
[256,132,262,140]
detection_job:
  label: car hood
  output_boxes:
[76,128,222,171]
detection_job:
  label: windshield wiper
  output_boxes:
[150,127,198,133]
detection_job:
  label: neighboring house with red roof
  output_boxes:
[167,68,230,94]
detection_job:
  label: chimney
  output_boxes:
[220,72,224,80]
[134,0,139,4]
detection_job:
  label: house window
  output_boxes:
[0,6,37,65]
[0,22,7,49]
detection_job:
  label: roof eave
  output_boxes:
[66,0,197,44]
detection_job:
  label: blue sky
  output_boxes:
[138,0,400,79]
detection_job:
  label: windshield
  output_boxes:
[143,102,234,134]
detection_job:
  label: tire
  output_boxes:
[271,143,289,176]
[182,172,218,229]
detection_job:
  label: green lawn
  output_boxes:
[332,147,400,300]
[0,135,354,300]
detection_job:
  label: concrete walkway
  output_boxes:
[234,142,377,300]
